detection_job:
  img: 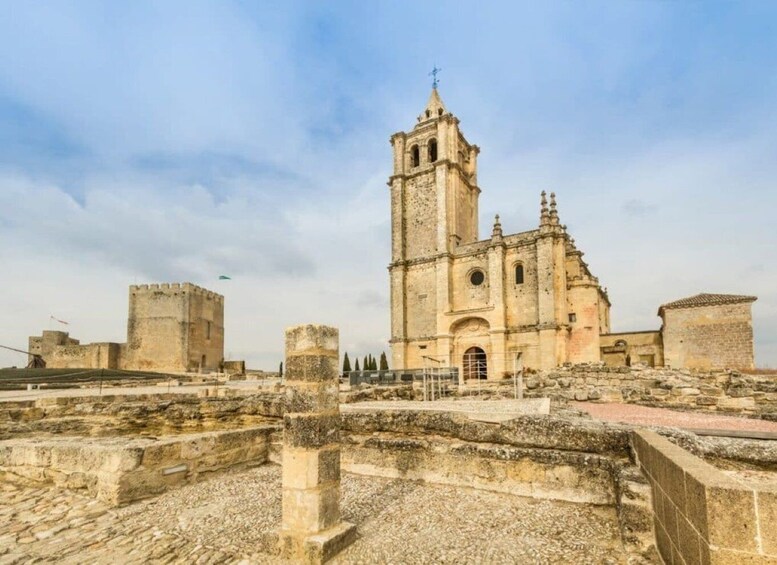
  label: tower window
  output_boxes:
[469,270,485,286]
[410,145,420,167]
[206,321,211,340]
[515,264,524,285]
[568,313,577,323]
[429,139,438,163]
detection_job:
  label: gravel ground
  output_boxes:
[577,402,777,433]
[342,399,549,417]
[3,465,629,564]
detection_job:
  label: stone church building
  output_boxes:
[388,89,757,378]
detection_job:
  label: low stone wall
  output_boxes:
[337,410,656,560]
[523,365,777,418]
[0,393,284,439]
[633,429,777,564]
[0,425,277,505]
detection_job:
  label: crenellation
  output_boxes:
[29,282,226,372]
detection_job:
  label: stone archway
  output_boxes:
[450,317,491,381]
[463,346,487,380]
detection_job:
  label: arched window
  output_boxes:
[429,138,438,163]
[515,264,524,285]
[410,145,420,168]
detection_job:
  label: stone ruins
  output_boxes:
[28,283,226,373]
[1,87,774,565]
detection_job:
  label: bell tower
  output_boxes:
[389,87,481,370]
[388,88,481,263]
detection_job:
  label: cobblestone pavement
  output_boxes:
[578,402,777,433]
[1,466,628,564]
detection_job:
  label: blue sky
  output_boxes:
[1,1,776,368]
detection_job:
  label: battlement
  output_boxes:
[129,282,224,303]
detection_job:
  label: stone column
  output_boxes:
[279,324,356,564]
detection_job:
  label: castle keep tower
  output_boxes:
[389,88,611,377]
[125,283,224,372]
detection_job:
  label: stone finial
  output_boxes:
[540,191,550,227]
[549,192,559,226]
[491,214,503,239]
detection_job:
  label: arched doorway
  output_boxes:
[463,347,487,380]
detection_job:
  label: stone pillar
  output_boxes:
[279,324,356,564]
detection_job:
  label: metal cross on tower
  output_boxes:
[429,65,442,89]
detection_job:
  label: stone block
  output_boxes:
[284,355,339,383]
[279,521,357,565]
[282,484,341,533]
[285,383,340,414]
[727,387,754,398]
[700,385,724,396]
[285,324,339,357]
[709,548,777,564]
[140,441,182,468]
[284,413,340,449]
[180,436,216,460]
[654,517,673,565]
[676,514,702,565]
[756,490,777,555]
[696,395,719,406]
[718,397,756,411]
[684,471,709,540]
[705,484,758,552]
[282,446,341,490]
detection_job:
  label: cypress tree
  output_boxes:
[355,358,360,371]
[279,361,283,379]
[372,355,378,370]
[342,352,352,373]
[363,356,369,372]
[380,351,389,371]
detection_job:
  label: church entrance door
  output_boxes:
[463,347,487,380]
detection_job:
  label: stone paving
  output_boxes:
[578,401,777,433]
[1,465,629,564]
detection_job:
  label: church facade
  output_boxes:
[388,89,611,379]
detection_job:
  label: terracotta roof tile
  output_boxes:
[658,293,757,316]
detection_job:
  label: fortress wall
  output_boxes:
[125,283,224,372]
[186,287,224,371]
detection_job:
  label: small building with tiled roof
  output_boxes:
[658,293,757,317]
[659,293,757,370]
[602,292,757,370]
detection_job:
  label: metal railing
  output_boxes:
[343,367,459,388]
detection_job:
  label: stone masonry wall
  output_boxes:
[523,364,777,419]
[633,430,777,564]
[0,426,274,506]
[663,302,755,370]
[126,283,224,372]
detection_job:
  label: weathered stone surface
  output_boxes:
[284,413,340,449]
[633,430,776,563]
[280,324,352,564]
